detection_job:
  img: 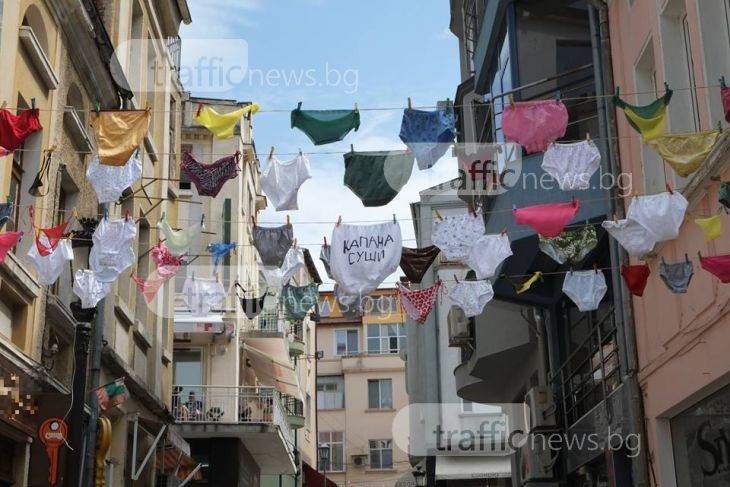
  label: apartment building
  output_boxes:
[0,0,192,485]
[404,1,645,485]
[607,2,730,486]
[316,287,410,487]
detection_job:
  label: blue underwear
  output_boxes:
[399,107,456,170]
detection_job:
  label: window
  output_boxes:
[368,439,393,469]
[319,431,345,471]
[697,0,730,126]
[317,376,344,409]
[367,324,406,354]
[10,148,23,230]
[367,295,398,315]
[173,348,204,399]
[368,379,393,409]
[335,329,358,355]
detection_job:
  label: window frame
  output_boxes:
[318,431,346,472]
[368,378,393,410]
[334,329,359,356]
[316,375,344,410]
[367,323,406,354]
[368,439,393,470]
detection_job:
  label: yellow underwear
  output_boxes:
[517,271,543,294]
[694,214,722,241]
[193,103,260,139]
[647,129,721,177]
[91,110,151,166]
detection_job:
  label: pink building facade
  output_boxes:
[608,1,730,485]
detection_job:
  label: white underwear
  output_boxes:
[601,219,657,257]
[89,218,137,282]
[182,276,226,314]
[447,280,494,317]
[260,154,312,211]
[281,247,305,285]
[432,213,485,261]
[541,140,601,191]
[562,270,607,312]
[86,152,142,203]
[27,236,73,286]
[625,191,688,242]
[330,221,402,296]
[73,269,111,309]
[464,233,512,279]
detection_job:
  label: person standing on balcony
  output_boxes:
[186,391,203,420]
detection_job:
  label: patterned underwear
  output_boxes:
[181,151,241,197]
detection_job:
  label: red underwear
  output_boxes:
[621,264,651,296]
[514,199,580,237]
[700,254,730,283]
[722,86,730,123]
[0,108,42,152]
[397,280,442,324]
[0,232,22,264]
[132,275,167,303]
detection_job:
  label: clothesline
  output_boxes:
[0,82,722,115]
[5,128,727,159]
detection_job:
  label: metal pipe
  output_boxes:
[82,296,105,487]
[589,3,649,485]
[65,319,93,487]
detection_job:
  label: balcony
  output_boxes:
[288,320,305,357]
[243,307,287,338]
[172,385,296,474]
[281,394,305,429]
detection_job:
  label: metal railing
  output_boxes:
[290,320,303,341]
[172,386,286,427]
[257,308,285,333]
[281,394,303,417]
[548,307,621,430]
[165,36,182,73]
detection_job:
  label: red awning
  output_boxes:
[303,462,339,487]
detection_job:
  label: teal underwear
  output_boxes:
[343,150,415,207]
[291,102,360,145]
[281,283,319,320]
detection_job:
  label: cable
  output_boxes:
[0,82,722,115]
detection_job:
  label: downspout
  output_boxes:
[588,3,649,486]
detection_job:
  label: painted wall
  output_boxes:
[608,1,730,486]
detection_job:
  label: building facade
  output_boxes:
[317,288,411,487]
[607,1,730,486]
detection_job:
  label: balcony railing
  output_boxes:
[548,307,621,429]
[258,308,285,333]
[166,36,182,73]
[172,385,293,444]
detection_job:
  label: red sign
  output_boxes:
[39,418,68,485]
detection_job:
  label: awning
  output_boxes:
[136,417,202,482]
[244,338,302,401]
[435,456,512,480]
[303,462,338,487]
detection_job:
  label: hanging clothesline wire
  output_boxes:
[0,82,722,115]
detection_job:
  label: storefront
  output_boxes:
[671,384,730,486]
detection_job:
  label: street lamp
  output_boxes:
[318,443,330,487]
[412,465,426,487]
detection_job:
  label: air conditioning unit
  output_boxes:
[352,455,367,467]
[524,386,556,430]
[519,441,555,483]
[448,306,472,346]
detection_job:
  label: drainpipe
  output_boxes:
[82,295,106,487]
[588,3,649,486]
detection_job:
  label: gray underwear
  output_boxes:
[253,224,294,267]
[659,255,693,294]
[320,244,334,279]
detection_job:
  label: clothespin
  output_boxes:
[354,103,359,113]
[407,97,412,111]
[453,274,459,283]
[336,216,342,227]
[586,132,591,142]
[593,263,599,273]
[196,103,203,117]
[160,211,166,222]
[268,146,275,161]
[323,236,327,246]
[666,183,674,194]
[31,98,36,110]
[698,250,703,259]
[297,101,303,110]
[718,120,723,131]
[286,214,291,225]
[293,238,298,249]
[513,204,517,211]
[615,86,620,97]
[721,76,727,89]
[130,266,137,277]
[350,144,354,153]
[664,81,670,91]
[435,209,443,221]
[507,93,515,107]
[468,204,476,217]
[555,91,561,104]
[393,214,397,224]
[685,253,690,263]
[72,208,80,220]
[569,267,574,276]
[5,195,11,204]
[446,98,451,108]
[501,227,507,236]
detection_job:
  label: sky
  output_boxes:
[179,0,462,289]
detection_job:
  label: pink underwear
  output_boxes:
[700,254,730,283]
[132,275,167,303]
[151,242,184,279]
[514,199,580,237]
[503,100,569,153]
[0,232,22,264]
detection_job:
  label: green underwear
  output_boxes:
[281,283,319,320]
[538,224,598,265]
[343,150,415,207]
[612,85,673,141]
[291,102,360,145]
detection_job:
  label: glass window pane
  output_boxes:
[369,440,377,449]
[368,381,379,409]
[332,431,343,442]
[382,448,393,469]
[368,338,380,353]
[389,337,398,352]
[367,325,378,338]
[347,330,358,352]
[382,380,392,408]
[387,324,397,336]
